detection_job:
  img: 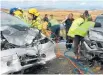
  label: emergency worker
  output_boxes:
[28,8,42,30]
[48,14,60,40]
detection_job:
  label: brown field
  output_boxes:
[39,10,103,21]
[1,8,103,21]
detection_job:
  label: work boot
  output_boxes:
[74,54,81,60]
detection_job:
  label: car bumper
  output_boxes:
[82,41,103,59]
[1,41,56,74]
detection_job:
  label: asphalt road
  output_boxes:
[25,57,74,74]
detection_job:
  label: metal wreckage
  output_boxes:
[79,15,103,67]
[0,12,56,74]
[64,14,103,74]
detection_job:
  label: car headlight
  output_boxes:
[89,41,97,49]
[85,40,97,49]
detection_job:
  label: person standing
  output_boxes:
[28,8,42,30]
[42,17,51,37]
[43,14,49,22]
[69,12,95,59]
[67,14,85,50]
[83,10,91,21]
[62,13,74,48]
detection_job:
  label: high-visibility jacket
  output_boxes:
[31,16,42,30]
[74,21,95,37]
[14,14,31,27]
[49,18,59,26]
[67,18,84,38]
[42,21,48,30]
[85,14,92,22]
[42,21,51,37]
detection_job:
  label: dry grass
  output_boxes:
[1,8,103,21]
[39,10,103,21]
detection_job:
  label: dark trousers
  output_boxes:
[65,27,73,49]
[50,25,60,38]
[65,27,70,40]
[66,36,73,49]
[74,35,84,56]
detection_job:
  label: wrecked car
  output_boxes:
[0,11,56,74]
[80,14,103,67]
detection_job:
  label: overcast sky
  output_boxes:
[1,0,103,10]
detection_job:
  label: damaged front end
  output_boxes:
[1,28,43,74]
[1,27,56,74]
[0,12,56,74]
[80,28,103,67]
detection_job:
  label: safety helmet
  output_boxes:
[14,10,23,16]
[28,8,38,14]
[35,12,40,16]
[10,8,18,15]
[28,8,39,16]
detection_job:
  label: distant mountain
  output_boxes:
[23,6,56,10]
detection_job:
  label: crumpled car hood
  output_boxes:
[2,26,39,46]
[89,28,103,41]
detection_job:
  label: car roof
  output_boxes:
[96,14,103,18]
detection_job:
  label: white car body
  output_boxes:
[0,12,56,74]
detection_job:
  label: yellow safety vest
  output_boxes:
[74,21,95,37]
[42,21,51,37]
[31,16,42,30]
[14,14,31,27]
[49,18,59,26]
[42,21,48,30]
[85,15,92,22]
[67,18,84,38]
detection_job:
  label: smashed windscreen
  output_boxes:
[1,12,39,46]
[2,27,39,46]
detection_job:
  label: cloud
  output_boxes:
[80,2,87,5]
[1,0,103,9]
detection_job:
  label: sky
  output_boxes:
[1,0,103,10]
